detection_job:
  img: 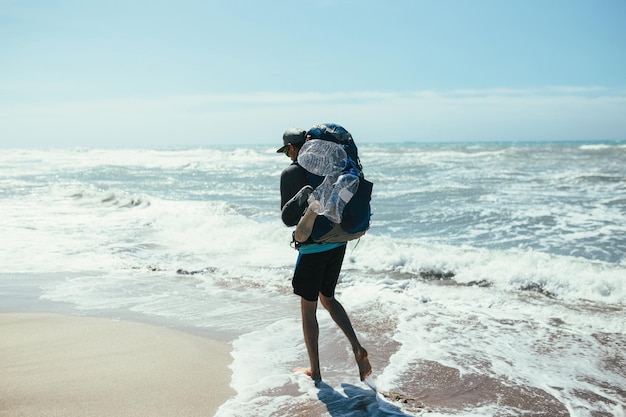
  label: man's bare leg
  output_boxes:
[300,298,322,381]
[319,294,372,381]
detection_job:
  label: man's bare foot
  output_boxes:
[355,347,372,381]
[293,367,322,382]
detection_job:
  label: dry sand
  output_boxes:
[0,313,234,417]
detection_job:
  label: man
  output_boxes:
[278,127,372,383]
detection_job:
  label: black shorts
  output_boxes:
[292,245,347,302]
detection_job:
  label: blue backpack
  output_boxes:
[303,124,373,243]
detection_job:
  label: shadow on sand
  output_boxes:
[317,381,412,416]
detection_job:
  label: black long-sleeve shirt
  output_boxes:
[280,162,310,227]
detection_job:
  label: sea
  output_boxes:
[1,141,624,417]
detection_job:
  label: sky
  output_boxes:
[1,0,625,147]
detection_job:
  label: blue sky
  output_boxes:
[1,0,625,147]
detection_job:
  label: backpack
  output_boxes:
[297,123,373,243]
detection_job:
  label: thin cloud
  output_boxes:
[1,87,625,147]
[166,87,625,106]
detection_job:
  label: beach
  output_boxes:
[1,144,624,416]
[0,313,233,417]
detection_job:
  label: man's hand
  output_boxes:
[294,199,321,243]
[308,199,322,213]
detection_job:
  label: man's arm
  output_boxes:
[281,185,313,226]
[280,164,310,226]
[294,200,321,242]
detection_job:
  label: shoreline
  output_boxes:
[0,313,234,417]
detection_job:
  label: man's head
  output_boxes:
[277,128,306,161]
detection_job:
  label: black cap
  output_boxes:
[276,128,306,153]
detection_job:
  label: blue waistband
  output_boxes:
[298,242,346,254]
